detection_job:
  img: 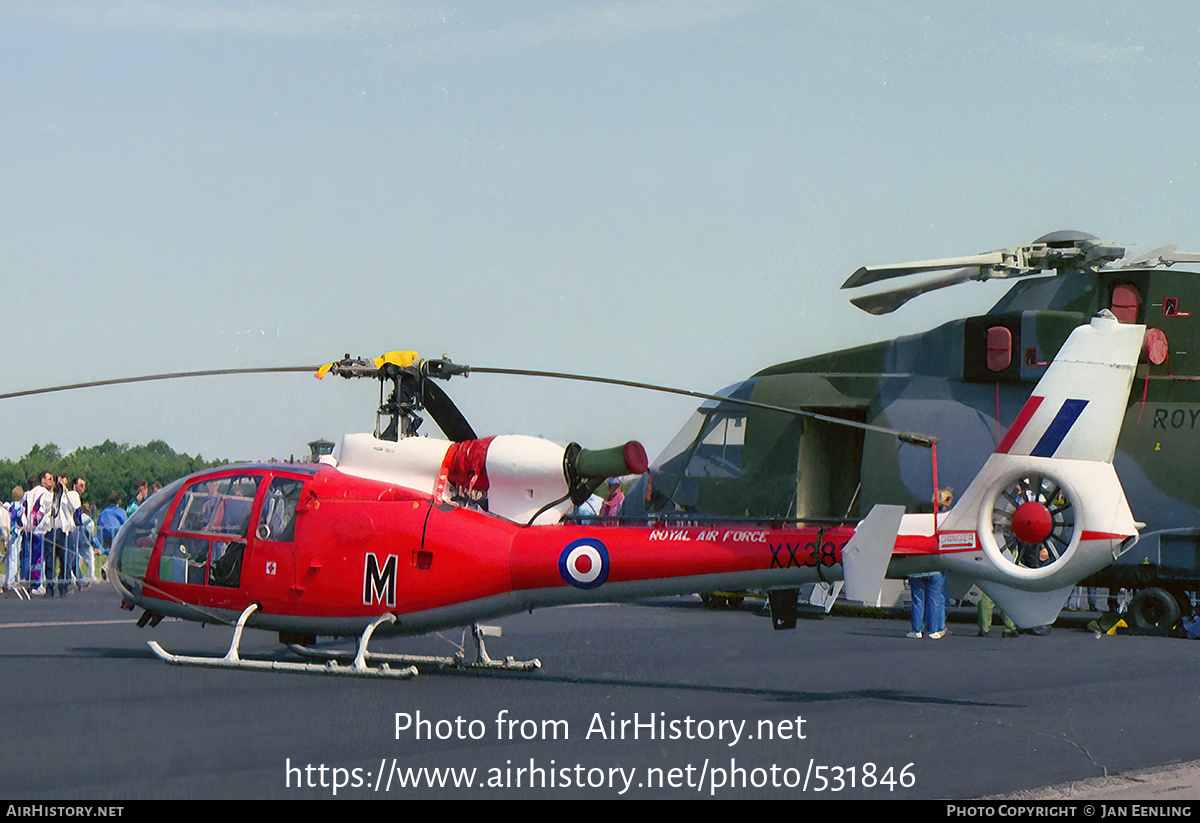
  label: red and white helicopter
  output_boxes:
[105,312,1144,679]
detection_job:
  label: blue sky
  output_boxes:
[3,1,1198,463]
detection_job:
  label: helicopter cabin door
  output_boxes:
[242,474,306,609]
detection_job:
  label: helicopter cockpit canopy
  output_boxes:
[110,477,186,598]
[633,381,755,513]
[110,467,317,604]
[655,382,753,482]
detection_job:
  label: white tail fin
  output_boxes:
[842,504,905,605]
[990,310,1141,463]
[930,312,1143,625]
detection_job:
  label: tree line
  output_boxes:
[0,440,226,509]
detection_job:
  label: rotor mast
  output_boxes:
[317,352,471,442]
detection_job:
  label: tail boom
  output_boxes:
[508,516,901,610]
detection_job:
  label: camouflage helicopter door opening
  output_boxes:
[794,410,867,519]
[640,377,869,518]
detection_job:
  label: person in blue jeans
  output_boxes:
[908,572,947,638]
[909,487,954,639]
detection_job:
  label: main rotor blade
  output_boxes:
[1118,245,1176,268]
[848,267,979,315]
[0,366,320,401]
[841,252,1006,289]
[422,378,477,442]
[1115,247,1200,268]
[467,367,936,446]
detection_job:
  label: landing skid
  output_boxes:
[147,604,418,679]
[289,623,542,674]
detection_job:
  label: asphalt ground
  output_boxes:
[2,584,1198,800]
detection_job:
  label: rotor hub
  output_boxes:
[1012,500,1054,544]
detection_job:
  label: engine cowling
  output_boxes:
[334,432,648,525]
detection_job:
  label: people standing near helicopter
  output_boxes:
[45,475,76,597]
[0,495,9,595]
[976,590,1017,637]
[22,472,53,594]
[63,478,86,591]
[78,500,101,583]
[908,488,953,639]
[96,493,127,578]
[907,572,947,639]
[600,478,625,518]
[4,486,22,592]
[1018,544,1055,636]
[573,493,604,524]
[125,480,149,518]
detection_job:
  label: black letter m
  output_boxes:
[363,553,398,607]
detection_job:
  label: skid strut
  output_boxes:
[147,604,417,679]
[289,622,541,673]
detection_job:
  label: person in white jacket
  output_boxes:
[22,471,53,594]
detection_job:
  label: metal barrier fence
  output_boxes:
[2,532,107,600]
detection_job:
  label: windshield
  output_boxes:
[110,477,186,597]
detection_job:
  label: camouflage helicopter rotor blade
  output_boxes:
[841,252,1005,289]
[848,267,979,315]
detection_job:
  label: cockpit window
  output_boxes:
[256,477,303,542]
[111,477,186,584]
[159,536,212,586]
[685,412,747,478]
[169,475,262,538]
[655,408,748,480]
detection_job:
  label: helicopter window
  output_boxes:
[684,413,746,478]
[1110,283,1140,324]
[208,540,243,588]
[159,536,211,585]
[169,475,262,538]
[113,477,187,583]
[256,478,303,542]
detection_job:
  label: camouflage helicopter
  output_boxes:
[626,231,1200,622]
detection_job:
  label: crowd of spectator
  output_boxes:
[0,473,147,597]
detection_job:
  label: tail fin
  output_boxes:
[933,311,1143,625]
[992,310,1139,463]
[842,504,905,606]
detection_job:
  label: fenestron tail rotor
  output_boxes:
[987,471,1078,575]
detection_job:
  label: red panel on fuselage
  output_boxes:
[252,471,517,619]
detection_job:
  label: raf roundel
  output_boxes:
[559,538,610,589]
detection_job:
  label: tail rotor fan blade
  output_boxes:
[990,473,1076,572]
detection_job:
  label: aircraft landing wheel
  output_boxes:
[699,593,716,609]
[1130,587,1181,632]
[725,595,744,610]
